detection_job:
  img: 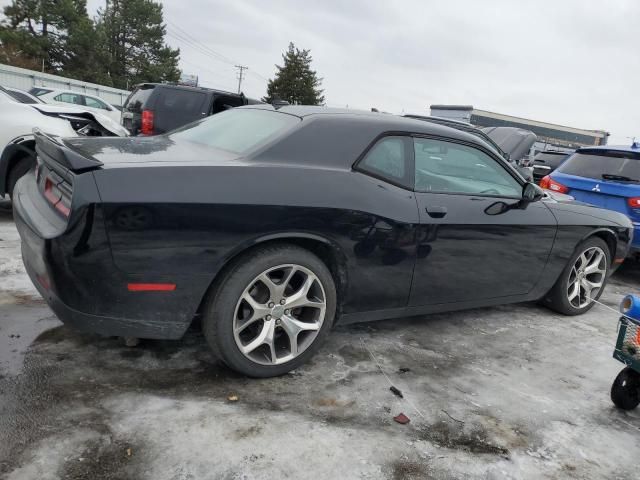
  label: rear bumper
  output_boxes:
[23,258,187,339]
[12,172,202,340]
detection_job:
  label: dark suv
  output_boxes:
[121,83,262,136]
[532,151,571,183]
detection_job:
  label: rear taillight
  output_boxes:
[540,175,569,194]
[141,109,154,135]
[43,175,71,217]
[628,197,640,208]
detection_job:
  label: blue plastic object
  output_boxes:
[620,294,640,320]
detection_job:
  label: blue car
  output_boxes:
[541,143,640,255]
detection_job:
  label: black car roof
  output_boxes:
[134,82,243,97]
[241,105,507,169]
[246,104,495,143]
[251,105,502,154]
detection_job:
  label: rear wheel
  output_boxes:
[7,155,35,199]
[543,237,610,315]
[202,244,336,377]
[611,367,640,410]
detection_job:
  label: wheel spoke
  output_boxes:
[258,273,281,300]
[235,293,270,333]
[286,275,323,309]
[585,251,604,274]
[568,280,580,301]
[279,315,321,356]
[240,320,277,363]
[582,278,603,300]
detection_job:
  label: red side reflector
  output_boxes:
[127,283,176,292]
[614,258,625,264]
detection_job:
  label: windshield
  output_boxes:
[170,108,300,154]
[556,150,640,183]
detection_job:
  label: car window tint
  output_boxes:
[556,151,640,183]
[124,86,154,112]
[8,90,37,104]
[54,92,83,105]
[414,138,521,197]
[170,108,300,154]
[84,96,109,110]
[157,89,206,114]
[29,88,52,97]
[359,137,409,185]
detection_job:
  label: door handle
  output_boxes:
[426,206,447,218]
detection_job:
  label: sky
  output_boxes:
[4,0,639,143]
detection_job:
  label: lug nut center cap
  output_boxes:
[271,305,285,318]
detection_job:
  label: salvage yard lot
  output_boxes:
[0,199,639,480]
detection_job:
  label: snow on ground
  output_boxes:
[1,198,639,479]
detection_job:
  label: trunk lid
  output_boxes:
[58,134,238,168]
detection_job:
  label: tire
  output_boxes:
[611,367,640,410]
[202,244,337,377]
[543,236,610,315]
[7,155,35,199]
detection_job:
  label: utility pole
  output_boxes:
[235,65,248,94]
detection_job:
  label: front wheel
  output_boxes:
[543,237,610,315]
[202,244,336,377]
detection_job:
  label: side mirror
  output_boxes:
[522,182,544,203]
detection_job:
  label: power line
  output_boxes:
[166,19,237,66]
[165,30,236,71]
[165,19,272,84]
[235,65,248,94]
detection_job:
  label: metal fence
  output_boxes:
[0,63,130,106]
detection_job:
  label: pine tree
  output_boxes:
[0,0,91,73]
[263,42,324,105]
[97,0,180,90]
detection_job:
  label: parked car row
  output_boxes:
[28,87,122,123]
[0,86,127,198]
[120,83,262,135]
[7,104,634,377]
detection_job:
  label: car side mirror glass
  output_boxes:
[522,182,544,203]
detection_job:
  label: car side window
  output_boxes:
[84,96,110,110]
[358,136,411,188]
[54,92,83,105]
[413,137,521,197]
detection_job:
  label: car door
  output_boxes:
[410,136,557,306]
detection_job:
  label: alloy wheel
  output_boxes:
[233,264,327,365]
[567,246,606,309]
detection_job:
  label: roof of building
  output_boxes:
[430,104,608,138]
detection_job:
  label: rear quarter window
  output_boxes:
[170,108,300,154]
[157,89,206,114]
[124,86,155,112]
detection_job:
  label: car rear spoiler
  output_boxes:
[34,129,104,173]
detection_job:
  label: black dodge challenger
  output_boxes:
[12,106,633,377]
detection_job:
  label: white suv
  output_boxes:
[29,87,121,123]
